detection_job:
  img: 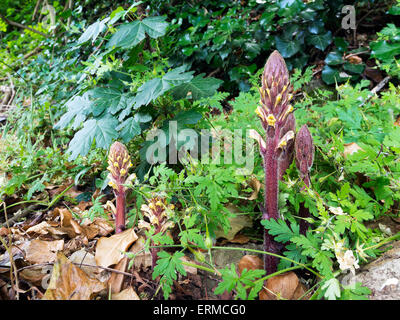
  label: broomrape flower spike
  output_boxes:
[295,125,315,235]
[139,196,175,269]
[256,50,296,275]
[107,141,132,234]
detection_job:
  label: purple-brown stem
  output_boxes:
[262,130,280,272]
[107,141,133,234]
[254,50,296,275]
[115,184,126,234]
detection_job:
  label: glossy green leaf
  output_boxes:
[321,65,350,85]
[307,31,332,51]
[343,62,365,74]
[325,51,344,66]
[275,36,301,58]
[371,40,400,61]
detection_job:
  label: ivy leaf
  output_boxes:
[275,36,301,58]
[307,31,332,51]
[321,65,350,85]
[67,116,119,160]
[325,51,344,66]
[343,62,365,74]
[171,74,223,100]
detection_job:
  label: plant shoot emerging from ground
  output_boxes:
[295,124,315,234]
[254,50,296,274]
[107,141,133,233]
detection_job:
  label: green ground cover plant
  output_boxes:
[0,0,400,302]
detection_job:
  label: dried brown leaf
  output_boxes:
[238,255,263,275]
[259,272,306,300]
[25,239,64,264]
[95,228,138,268]
[69,249,98,278]
[128,236,152,270]
[111,286,140,300]
[247,176,261,200]
[43,252,105,300]
[88,218,114,237]
[108,257,128,294]
[0,227,9,237]
[345,55,362,64]
[229,234,250,244]
[343,142,363,159]
[19,267,48,286]
[214,204,252,241]
[26,221,66,237]
[55,208,83,238]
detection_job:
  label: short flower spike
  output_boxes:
[108,141,132,233]
[139,196,175,269]
[295,125,314,184]
[295,124,315,235]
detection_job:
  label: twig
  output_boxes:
[0,13,48,38]
[1,202,20,299]
[371,75,391,95]
[14,262,136,279]
[359,75,391,107]
[0,204,41,228]
[23,46,43,60]
[344,51,369,59]
[32,0,42,21]
[207,68,221,78]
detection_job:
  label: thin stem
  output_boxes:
[252,265,304,286]
[115,185,126,234]
[212,246,322,278]
[364,232,400,251]
[145,243,322,278]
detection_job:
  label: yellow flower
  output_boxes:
[266,114,276,127]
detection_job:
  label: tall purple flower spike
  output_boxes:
[253,50,296,274]
[295,124,314,235]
